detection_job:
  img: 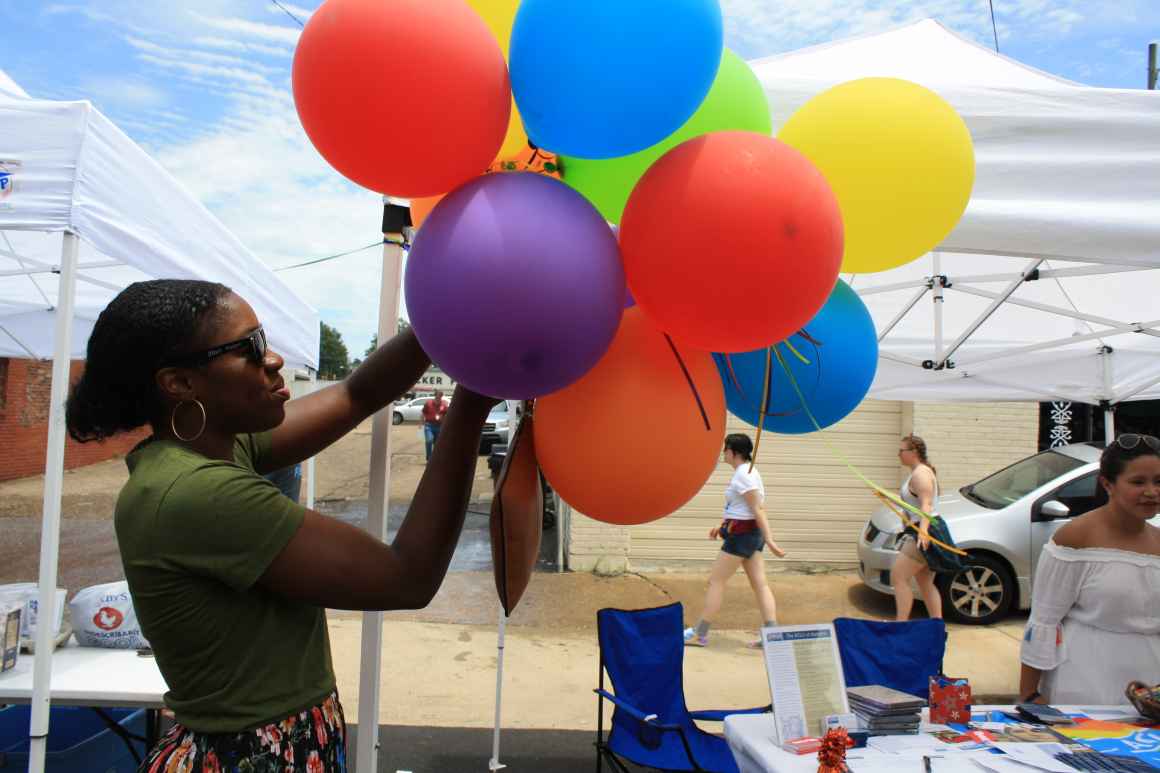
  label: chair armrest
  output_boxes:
[593,689,682,731]
[689,704,772,722]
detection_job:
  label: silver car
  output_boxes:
[857,442,1123,626]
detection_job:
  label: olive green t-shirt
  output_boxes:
[115,433,335,733]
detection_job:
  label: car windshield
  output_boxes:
[966,450,1087,509]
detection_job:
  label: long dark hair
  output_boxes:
[903,434,937,476]
[66,280,231,442]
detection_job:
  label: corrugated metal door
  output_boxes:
[629,400,903,567]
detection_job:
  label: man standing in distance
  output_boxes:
[422,389,449,461]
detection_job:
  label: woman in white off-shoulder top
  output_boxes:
[1019,434,1160,705]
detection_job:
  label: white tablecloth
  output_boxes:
[0,640,167,709]
[724,706,1139,773]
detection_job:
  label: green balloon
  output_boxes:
[560,49,772,223]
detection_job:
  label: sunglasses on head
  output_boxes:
[162,327,268,368]
[1115,433,1160,452]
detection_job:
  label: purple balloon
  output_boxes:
[406,173,625,399]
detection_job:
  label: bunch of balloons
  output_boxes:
[292,0,975,527]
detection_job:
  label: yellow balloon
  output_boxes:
[467,0,528,159]
[778,78,975,274]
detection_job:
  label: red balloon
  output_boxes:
[620,131,844,353]
[535,309,726,526]
[293,0,511,197]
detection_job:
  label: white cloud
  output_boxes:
[719,0,1104,58]
[266,2,314,23]
[125,36,282,74]
[79,75,168,110]
[192,35,292,57]
[152,80,387,356]
[190,12,302,45]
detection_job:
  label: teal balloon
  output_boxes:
[714,281,878,434]
[510,0,723,160]
[561,49,771,223]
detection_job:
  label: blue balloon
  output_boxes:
[510,0,723,159]
[715,281,878,434]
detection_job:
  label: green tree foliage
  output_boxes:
[319,322,350,380]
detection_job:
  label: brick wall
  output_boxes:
[0,358,148,482]
[905,401,1040,494]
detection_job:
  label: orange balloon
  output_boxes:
[293,0,510,197]
[410,196,442,228]
[535,309,725,525]
[410,146,560,227]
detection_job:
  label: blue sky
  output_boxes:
[0,0,1154,359]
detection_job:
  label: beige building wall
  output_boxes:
[905,402,1041,495]
[564,401,1040,572]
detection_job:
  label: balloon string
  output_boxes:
[783,338,811,365]
[872,492,966,555]
[664,333,711,431]
[770,347,968,556]
[749,345,773,473]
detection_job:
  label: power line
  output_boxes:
[988,0,1000,53]
[270,0,306,28]
[274,240,386,272]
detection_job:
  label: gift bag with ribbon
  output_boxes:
[930,675,971,724]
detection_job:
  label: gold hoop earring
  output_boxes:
[171,399,207,443]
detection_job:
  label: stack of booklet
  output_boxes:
[847,685,927,735]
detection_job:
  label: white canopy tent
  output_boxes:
[0,73,319,771]
[751,20,1160,438]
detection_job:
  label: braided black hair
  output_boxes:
[66,279,231,442]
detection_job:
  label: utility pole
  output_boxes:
[1150,43,1157,90]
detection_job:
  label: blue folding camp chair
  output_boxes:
[833,617,947,699]
[595,603,770,773]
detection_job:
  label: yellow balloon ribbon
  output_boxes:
[770,345,968,556]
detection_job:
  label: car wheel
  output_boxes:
[940,553,1015,626]
[392,412,403,426]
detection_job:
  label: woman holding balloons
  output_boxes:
[684,433,787,649]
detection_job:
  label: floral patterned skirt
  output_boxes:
[141,691,346,772]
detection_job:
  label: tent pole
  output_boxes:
[932,253,945,364]
[938,258,1044,368]
[28,231,80,773]
[355,239,403,773]
[489,606,509,771]
[305,370,317,510]
[1101,346,1116,445]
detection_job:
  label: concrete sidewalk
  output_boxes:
[326,570,1027,729]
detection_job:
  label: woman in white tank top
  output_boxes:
[892,434,943,620]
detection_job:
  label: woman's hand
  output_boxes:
[709,526,721,540]
[918,528,931,551]
[765,537,787,558]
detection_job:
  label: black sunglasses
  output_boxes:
[1116,433,1160,452]
[162,327,268,367]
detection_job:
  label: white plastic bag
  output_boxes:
[0,582,66,641]
[68,581,149,649]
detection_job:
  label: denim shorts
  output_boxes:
[722,528,764,559]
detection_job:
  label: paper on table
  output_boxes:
[870,735,958,754]
[990,743,1076,773]
[760,624,849,745]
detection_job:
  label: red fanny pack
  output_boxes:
[723,518,758,535]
